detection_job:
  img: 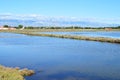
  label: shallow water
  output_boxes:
[0,33,120,80]
[39,31,120,39]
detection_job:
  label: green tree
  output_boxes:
[18,25,23,29]
[117,26,120,29]
[3,25,9,28]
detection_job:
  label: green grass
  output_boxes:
[0,65,34,80]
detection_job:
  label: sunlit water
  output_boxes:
[0,33,120,80]
[39,31,120,39]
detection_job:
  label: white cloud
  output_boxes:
[0,13,120,24]
[0,13,120,27]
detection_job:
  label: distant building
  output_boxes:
[105,28,112,31]
[0,26,16,30]
[9,27,16,30]
[0,26,9,30]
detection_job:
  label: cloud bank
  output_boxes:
[0,14,119,27]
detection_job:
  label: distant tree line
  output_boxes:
[23,26,120,29]
[2,24,120,29]
[3,24,23,29]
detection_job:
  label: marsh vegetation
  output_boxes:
[1,29,120,44]
[0,65,34,80]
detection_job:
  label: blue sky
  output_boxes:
[0,0,120,23]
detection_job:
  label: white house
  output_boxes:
[0,26,16,30]
[0,26,9,30]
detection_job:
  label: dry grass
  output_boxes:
[30,33,120,43]
[0,65,34,80]
[0,29,120,44]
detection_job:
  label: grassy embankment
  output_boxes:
[0,29,120,44]
[0,65,34,80]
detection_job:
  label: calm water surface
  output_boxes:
[0,33,120,80]
[40,31,120,39]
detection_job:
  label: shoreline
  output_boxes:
[26,33,120,44]
[0,29,120,44]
